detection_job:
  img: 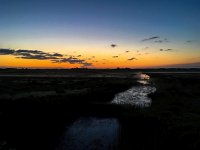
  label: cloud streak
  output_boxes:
[154,38,169,43]
[111,44,117,48]
[160,48,174,51]
[142,36,160,42]
[0,49,15,55]
[0,48,92,67]
[128,57,137,61]
[186,40,196,43]
[0,48,64,60]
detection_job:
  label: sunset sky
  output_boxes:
[0,0,200,68]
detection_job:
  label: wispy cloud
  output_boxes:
[142,36,160,42]
[51,57,93,67]
[0,49,15,55]
[186,40,196,43]
[52,57,83,64]
[81,62,93,67]
[127,57,137,61]
[0,48,64,60]
[142,36,169,43]
[165,49,173,51]
[154,38,169,43]
[110,44,117,48]
[160,48,174,51]
[0,48,92,67]
[52,53,63,57]
[154,40,163,43]
[112,56,119,58]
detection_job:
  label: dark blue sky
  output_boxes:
[0,0,200,68]
[1,0,199,38]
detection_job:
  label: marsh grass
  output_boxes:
[1,70,200,150]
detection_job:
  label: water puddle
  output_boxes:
[57,117,120,150]
[111,73,156,107]
[56,73,156,150]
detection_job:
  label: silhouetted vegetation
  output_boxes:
[0,69,200,150]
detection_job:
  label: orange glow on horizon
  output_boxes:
[0,45,199,69]
[0,52,199,69]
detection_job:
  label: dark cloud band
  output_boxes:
[0,48,92,67]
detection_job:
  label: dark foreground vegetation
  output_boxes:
[117,73,200,150]
[0,69,200,150]
[149,73,200,150]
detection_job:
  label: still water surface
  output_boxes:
[57,74,156,150]
[111,74,156,107]
[57,118,120,150]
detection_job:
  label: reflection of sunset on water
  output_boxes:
[140,74,150,80]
